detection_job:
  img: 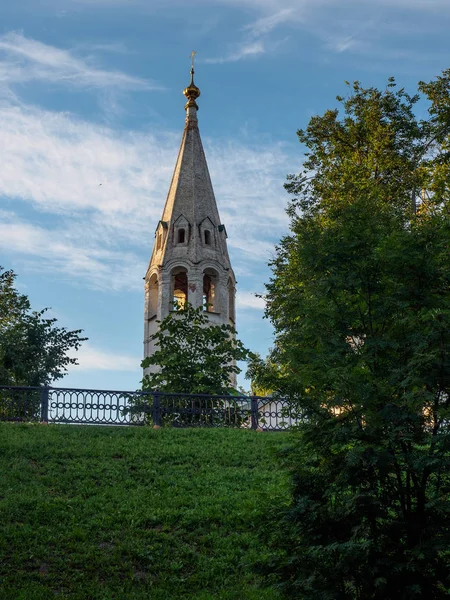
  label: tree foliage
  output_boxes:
[141,302,249,394]
[0,267,87,387]
[256,73,450,598]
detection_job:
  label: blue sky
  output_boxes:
[0,0,449,391]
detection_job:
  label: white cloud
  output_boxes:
[0,31,159,91]
[236,291,266,310]
[69,342,140,371]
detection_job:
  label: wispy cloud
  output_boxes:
[0,214,146,291]
[243,8,296,37]
[0,96,292,291]
[48,0,450,67]
[385,0,450,9]
[236,291,266,310]
[78,41,131,54]
[204,0,450,63]
[327,34,360,53]
[66,0,450,9]
[0,32,159,91]
[0,100,175,216]
[69,342,141,371]
[203,41,265,64]
[203,4,298,64]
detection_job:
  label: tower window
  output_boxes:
[204,230,211,245]
[172,271,188,309]
[178,228,185,244]
[156,233,162,251]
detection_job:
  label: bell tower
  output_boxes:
[143,63,237,385]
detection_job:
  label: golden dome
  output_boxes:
[183,67,200,110]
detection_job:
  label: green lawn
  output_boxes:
[0,423,292,599]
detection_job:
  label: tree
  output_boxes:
[0,267,87,387]
[141,302,249,394]
[246,353,281,396]
[256,73,450,599]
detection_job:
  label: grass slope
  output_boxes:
[0,424,291,600]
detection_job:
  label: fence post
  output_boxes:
[40,386,49,423]
[250,396,259,430]
[152,392,161,428]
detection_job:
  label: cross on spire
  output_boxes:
[190,50,196,69]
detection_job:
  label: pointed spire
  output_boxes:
[153,55,230,268]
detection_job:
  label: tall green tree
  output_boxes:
[257,73,450,598]
[0,267,87,387]
[142,302,249,394]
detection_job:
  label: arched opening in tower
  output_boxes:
[172,270,188,309]
[203,268,217,312]
[147,273,159,319]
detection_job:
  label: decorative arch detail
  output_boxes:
[173,215,190,247]
[199,217,215,248]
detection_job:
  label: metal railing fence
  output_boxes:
[0,385,304,431]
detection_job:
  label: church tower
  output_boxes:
[143,64,237,386]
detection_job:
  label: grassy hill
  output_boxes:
[0,424,292,599]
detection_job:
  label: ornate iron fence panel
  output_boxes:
[154,393,253,428]
[257,397,306,430]
[48,388,152,425]
[0,386,304,430]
